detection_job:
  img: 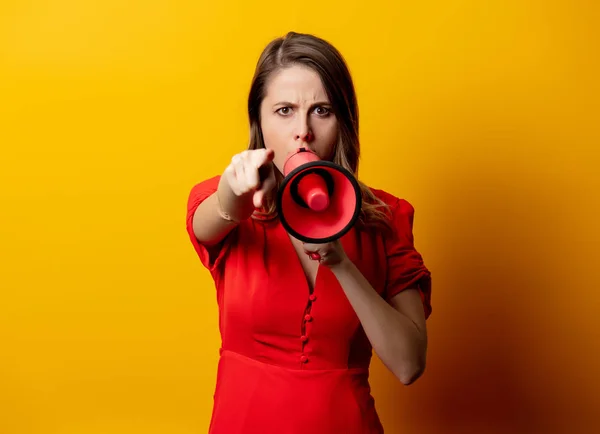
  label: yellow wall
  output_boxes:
[1,1,598,433]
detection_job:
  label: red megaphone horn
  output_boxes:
[276,148,362,260]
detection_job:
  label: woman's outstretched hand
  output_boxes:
[223,148,276,208]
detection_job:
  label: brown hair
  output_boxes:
[247,31,391,231]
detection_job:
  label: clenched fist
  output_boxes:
[303,239,349,267]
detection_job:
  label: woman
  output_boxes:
[186,31,432,434]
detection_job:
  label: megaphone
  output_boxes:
[276,148,362,259]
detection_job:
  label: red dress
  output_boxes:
[186,176,432,434]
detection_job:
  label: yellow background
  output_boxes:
[1,1,599,433]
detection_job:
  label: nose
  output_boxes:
[294,115,313,144]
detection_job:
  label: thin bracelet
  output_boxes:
[215,191,239,223]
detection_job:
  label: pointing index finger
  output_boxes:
[253,148,275,168]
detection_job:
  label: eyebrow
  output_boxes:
[272,101,332,108]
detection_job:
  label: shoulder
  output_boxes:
[189,175,221,194]
[367,185,416,217]
[187,175,221,203]
[186,175,222,221]
[361,184,418,239]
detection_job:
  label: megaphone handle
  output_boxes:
[309,253,321,261]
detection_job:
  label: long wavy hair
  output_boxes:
[247,31,391,231]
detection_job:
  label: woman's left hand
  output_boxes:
[302,240,348,267]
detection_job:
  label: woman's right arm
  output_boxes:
[192,148,276,246]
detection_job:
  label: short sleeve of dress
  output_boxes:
[186,175,234,274]
[384,198,432,319]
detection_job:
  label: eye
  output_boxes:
[276,107,292,116]
[313,106,331,117]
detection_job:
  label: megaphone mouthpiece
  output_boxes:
[296,172,330,212]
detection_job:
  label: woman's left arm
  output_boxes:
[303,242,427,385]
[331,259,427,385]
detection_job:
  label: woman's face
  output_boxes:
[259,65,339,174]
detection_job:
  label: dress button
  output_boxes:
[304,314,312,322]
[301,335,308,342]
[300,355,308,363]
[309,294,317,302]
